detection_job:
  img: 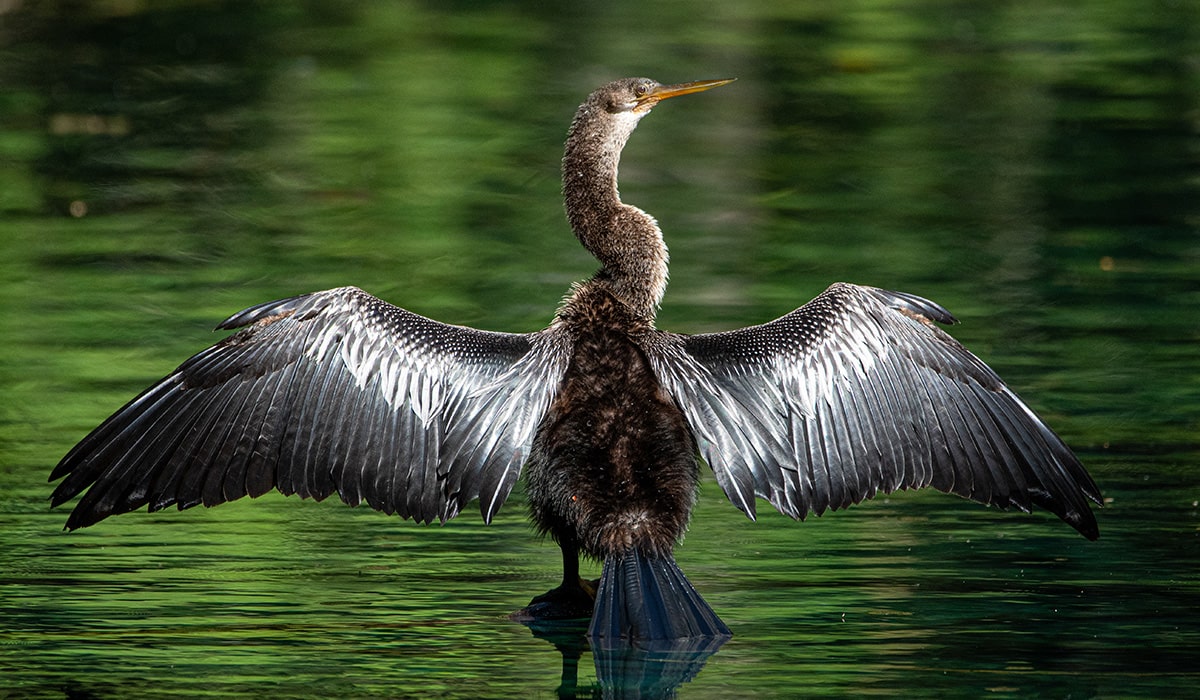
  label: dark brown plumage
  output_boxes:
[526,284,699,559]
[50,77,1100,643]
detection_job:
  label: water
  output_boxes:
[2,1,1198,698]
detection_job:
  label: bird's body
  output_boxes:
[528,284,697,561]
[51,78,1101,643]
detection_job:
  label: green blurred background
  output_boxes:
[1,1,1197,698]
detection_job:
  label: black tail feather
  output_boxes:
[588,549,731,642]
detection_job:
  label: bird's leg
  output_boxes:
[510,538,597,622]
[558,539,597,596]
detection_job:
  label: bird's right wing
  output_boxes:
[645,282,1100,538]
[51,286,568,529]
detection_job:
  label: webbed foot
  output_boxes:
[510,577,598,622]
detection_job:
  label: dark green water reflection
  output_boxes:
[2,1,1198,698]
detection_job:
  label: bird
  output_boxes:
[50,77,1102,643]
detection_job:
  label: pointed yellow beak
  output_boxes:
[636,78,735,109]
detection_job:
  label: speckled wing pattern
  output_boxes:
[645,282,1101,539]
[51,286,567,529]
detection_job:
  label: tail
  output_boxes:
[588,549,731,642]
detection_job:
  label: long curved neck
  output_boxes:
[562,102,667,320]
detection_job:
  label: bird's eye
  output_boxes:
[634,81,651,98]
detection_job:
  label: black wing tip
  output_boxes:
[48,464,87,508]
[52,477,128,529]
[48,461,71,484]
[1065,507,1101,541]
[1028,482,1100,541]
[48,489,71,509]
[62,506,102,531]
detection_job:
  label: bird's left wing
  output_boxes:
[51,286,568,529]
[643,282,1100,539]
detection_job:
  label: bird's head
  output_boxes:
[594,77,735,116]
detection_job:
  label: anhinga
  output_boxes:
[51,77,1101,642]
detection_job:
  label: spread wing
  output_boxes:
[644,282,1101,539]
[51,286,568,529]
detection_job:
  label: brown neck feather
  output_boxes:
[561,95,667,320]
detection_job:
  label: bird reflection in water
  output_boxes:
[525,619,725,699]
[51,78,1100,649]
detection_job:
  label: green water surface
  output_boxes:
[1,2,1198,698]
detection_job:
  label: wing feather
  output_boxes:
[644,282,1100,539]
[51,286,567,529]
